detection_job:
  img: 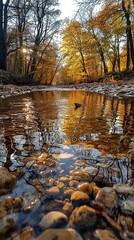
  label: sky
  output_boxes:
[59,0,76,18]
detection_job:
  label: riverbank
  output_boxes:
[0,78,134,99]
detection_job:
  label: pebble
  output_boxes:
[70,171,91,181]
[64,189,75,198]
[118,214,134,232]
[69,205,97,228]
[69,180,79,187]
[38,153,47,162]
[70,191,89,203]
[37,228,83,240]
[39,211,68,229]
[83,166,99,176]
[121,200,134,215]
[63,202,73,213]
[11,226,34,240]
[78,182,94,195]
[4,196,14,211]
[0,167,17,195]
[95,187,118,208]
[46,186,60,196]
[93,229,119,240]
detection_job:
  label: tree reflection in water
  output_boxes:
[0,90,133,185]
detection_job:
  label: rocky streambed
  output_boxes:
[0,80,134,240]
[0,147,134,240]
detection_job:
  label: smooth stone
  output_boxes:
[114,185,134,195]
[11,226,34,240]
[63,202,73,213]
[64,189,75,198]
[38,153,47,162]
[93,229,119,240]
[83,166,99,176]
[59,176,70,183]
[46,186,60,196]
[78,182,95,195]
[118,214,134,232]
[121,200,134,215]
[0,167,17,195]
[70,171,91,181]
[37,228,83,240]
[69,205,97,228]
[70,191,89,203]
[95,187,118,208]
[39,211,68,229]
[69,180,79,187]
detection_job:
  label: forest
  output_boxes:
[0,0,134,85]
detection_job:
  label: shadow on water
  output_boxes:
[0,90,134,237]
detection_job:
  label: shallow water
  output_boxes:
[0,90,134,238]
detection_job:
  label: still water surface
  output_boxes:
[0,90,133,186]
[0,90,134,237]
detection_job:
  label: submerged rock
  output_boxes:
[39,211,68,229]
[70,191,89,204]
[121,200,134,215]
[93,229,119,240]
[114,185,134,195]
[37,228,83,240]
[95,187,118,208]
[0,167,17,195]
[69,205,97,229]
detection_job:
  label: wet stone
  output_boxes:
[38,153,48,162]
[95,187,118,208]
[70,171,91,181]
[64,189,75,198]
[70,191,89,204]
[69,205,97,229]
[37,228,83,240]
[46,186,60,197]
[121,200,134,215]
[93,229,119,240]
[69,180,79,187]
[11,226,34,240]
[39,211,68,229]
[0,167,17,195]
[114,185,134,195]
[78,182,95,195]
[117,214,134,233]
[63,202,73,213]
[83,166,99,176]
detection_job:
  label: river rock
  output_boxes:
[63,202,73,213]
[70,171,91,181]
[0,167,17,195]
[69,205,97,229]
[114,185,134,195]
[46,186,60,196]
[69,180,79,187]
[83,166,99,176]
[70,191,89,204]
[37,228,83,240]
[121,200,134,215]
[78,182,95,195]
[117,214,134,232]
[38,153,47,162]
[93,229,119,240]
[95,187,118,208]
[39,211,68,229]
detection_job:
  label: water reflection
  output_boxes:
[0,90,133,185]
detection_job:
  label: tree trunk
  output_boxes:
[0,0,7,70]
[122,0,134,70]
